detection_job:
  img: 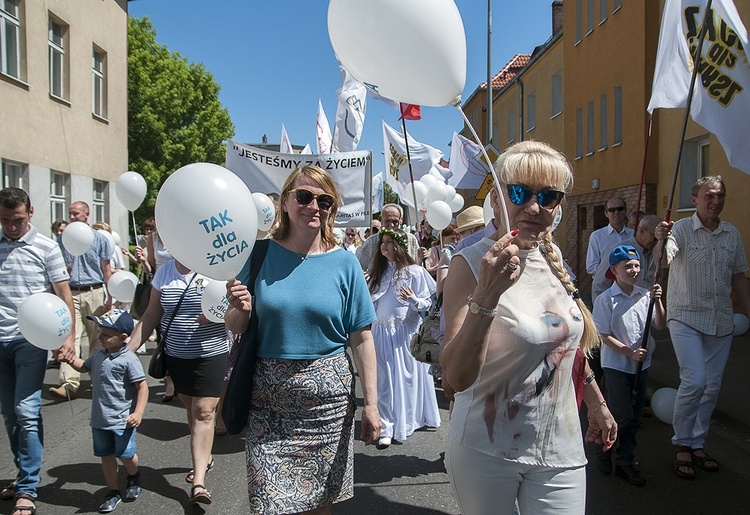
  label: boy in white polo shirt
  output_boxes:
[61,309,148,513]
[593,245,666,486]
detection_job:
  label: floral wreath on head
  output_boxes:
[379,228,408,250]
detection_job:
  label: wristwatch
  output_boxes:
[468,297,497,317]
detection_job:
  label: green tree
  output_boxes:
[128,16,234,225]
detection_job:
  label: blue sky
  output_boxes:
[128,0,555,173]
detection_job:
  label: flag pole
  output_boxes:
[633,116,653,231]
[632,0,714,406]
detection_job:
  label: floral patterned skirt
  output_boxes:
[246,352,356,514]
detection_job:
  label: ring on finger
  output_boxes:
[508,262,519,272]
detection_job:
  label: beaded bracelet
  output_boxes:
[588,400,607,420]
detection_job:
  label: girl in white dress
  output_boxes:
[368,228,440,448]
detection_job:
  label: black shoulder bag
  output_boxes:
[148,272,197,379]
[222,239,270,435]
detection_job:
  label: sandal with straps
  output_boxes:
[185,458,214,483]
[674,445,696,480]
[692,448,719,472]
[190,484,212,505]
[12,493,37,515]
[1,479,17,500]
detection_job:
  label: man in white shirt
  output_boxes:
[586,197,634,275]
[357,204,420,270]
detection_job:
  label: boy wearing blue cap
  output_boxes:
[592,245,666,486]
[61,309,148,513]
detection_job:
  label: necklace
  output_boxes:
[293,244,321,260]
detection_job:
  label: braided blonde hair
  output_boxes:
[496,141,600,355]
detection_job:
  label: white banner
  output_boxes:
[448,131,488,189]
[333,65,367,152]
[225,139,372,226]
[316,99,333,154]
[648,0,750,174]
[280,123,293,154]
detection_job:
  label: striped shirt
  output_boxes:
[666,212,748,336]
[0,224,69,341]
[151,260,228,359]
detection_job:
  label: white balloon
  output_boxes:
[483,195,494,225]
[116,171,148,211]
[651,387,678,424]
[155,163,258,280]
[111,231,121,246]
[734,313,750,335]
[201,280,229,323]
[425,183,446,205]
[251,192,276,232]
[405,181,428,209]
[426,200,453,231]
[97,229,116,256]
[107,271,139,303]
[448,193,465,213]
[443,184,456,202]
[419,174,438,189]
[17,293,72,350]
[328,0,466,106]
[61,222,94,256]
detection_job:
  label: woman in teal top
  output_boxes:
[225,165,380,515]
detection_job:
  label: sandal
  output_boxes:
[12,493,37,515]
[185,458,214,483]
[1,479,17,500]
[190,484,212,505]
[674,445,696,480]
[214,426,228,436]
[692,448,719,472]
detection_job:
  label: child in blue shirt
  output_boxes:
[593,245,665,486]
[62,309,148,513]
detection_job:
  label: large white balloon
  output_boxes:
[406,181,428,209]
[651,387,678,424]
[442,184,457,203]
[107,271,138,303]
[116,171,148,211]
[61,222,94,256]
[419,174,438,189]
[426,201,453,231]
[448,193,465,213]
[251,192,276,232]
[734,313,750,335]
[328,0,466,106]
[425,183,447,205]
[201,280,229,324]
[155,163,258,280]
[111,231,122,246]
[17,293,72,350]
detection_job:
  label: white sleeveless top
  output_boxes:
[450,238,586,468]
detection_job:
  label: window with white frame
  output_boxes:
[599,93,608,150]
[48,17,67,100]
[92,179,109,223]
[92,48,107,118]
[587,101,595,155]
[50,171,69,224]
[600,0,608,23]
[1,0,20,79]
[508,109,516,144]
[679,137,710,209]
[527,92,536,132]
[614,84,623,144]
[2,159,26,189]
[551,70,563,117]
[587,0,595,34]
[576,108,583,158]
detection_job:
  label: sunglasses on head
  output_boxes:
[606,206,626,213]
[290,188,335,211]
[505,184,565,209]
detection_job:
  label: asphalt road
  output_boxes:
[2,348,749,514]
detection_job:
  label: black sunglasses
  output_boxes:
[506,184,565,209]
[606,206,626,213]
[290,188,335,211]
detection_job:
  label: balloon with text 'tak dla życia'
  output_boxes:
[17,293,72,351]
[327,0,466,107]
[155,163,258,280]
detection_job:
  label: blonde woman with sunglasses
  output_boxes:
[440,141,616,514]
[225,165,380,515]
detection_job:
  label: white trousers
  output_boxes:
[668,320,732,449]
[445,437,586,515]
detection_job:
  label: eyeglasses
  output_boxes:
[289,188,335,211]
[505,184,565,209]
[606,206,626,213]
[345,232,356,237]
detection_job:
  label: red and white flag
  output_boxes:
[333,66,367,152]
[316,99,333,154]
[279,123,294,154]
[648,0,750,173]
[399,103,422,121]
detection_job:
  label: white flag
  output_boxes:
[333,66,367,152]
[280,123,294,154]
[316,99,333,154]
[300,144,313,155]
[648,0,750,174]
[372,172,384,214]
[382,120,443,208]
[448,132,490,189]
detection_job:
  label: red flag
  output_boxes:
[399,103,421,121]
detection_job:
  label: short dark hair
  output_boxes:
[0,187,31,212]
[691,175,725,197]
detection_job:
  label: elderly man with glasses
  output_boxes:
[586,197,634,276]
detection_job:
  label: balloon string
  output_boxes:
[454,105,511,234]
[131,211,140,253]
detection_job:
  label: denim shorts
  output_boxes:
[92,427,137,458]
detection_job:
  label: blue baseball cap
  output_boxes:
[605,245,640,281]
[87,309,134,335]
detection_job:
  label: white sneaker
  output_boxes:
[377,436,392,449]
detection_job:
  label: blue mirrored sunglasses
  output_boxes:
[505,184,565,209]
